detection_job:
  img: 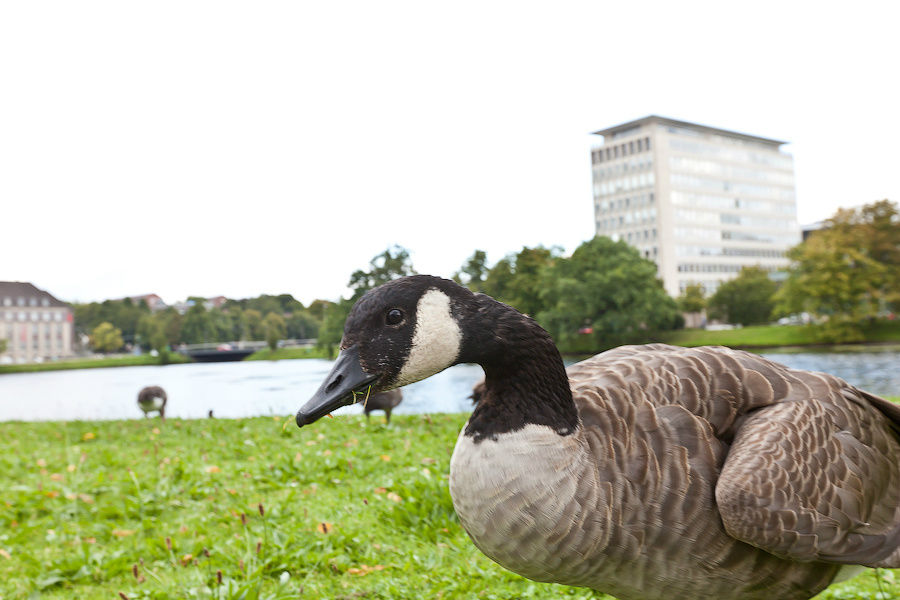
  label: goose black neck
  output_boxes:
[459,294,579,443]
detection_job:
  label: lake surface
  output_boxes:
[0,348,897,422]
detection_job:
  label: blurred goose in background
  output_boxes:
[295,275,900,600]
[468,379,485,405]
[137,385,167,420]
[361,389,403,424]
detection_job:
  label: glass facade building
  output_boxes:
[591,116,800,297]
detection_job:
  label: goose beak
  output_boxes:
[296,345,380,427]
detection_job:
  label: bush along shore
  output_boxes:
[1,414,898,599]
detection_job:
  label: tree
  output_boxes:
[243,309,264,340]
[348,245,416,301]
[181,303,215,344]
[481,246,560,317]
[708,267,776,326]
[775,201,895,341]
[537,237,680,352]
[90,322,124,353]
[676,283,706,314]
[317,246,417,353]
[454,250,489,292]
[262,312,287,351]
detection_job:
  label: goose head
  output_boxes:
[296,275,472,427]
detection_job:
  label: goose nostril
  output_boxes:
[325,374,344,393]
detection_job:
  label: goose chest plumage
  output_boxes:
[295,275,900,600]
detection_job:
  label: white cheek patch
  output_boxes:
[395,289,461,386]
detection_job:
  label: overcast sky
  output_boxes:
[2,1,897,306]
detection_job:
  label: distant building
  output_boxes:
[591,115,801,297]
[124,293,168,312]
[0,282,74,363]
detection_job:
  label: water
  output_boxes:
[0,348,897,422]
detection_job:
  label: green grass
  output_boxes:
[0,353,191,375]
[1,413,897,599]
[659,320,900,349]
[245,347,332,361]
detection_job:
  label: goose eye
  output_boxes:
[386,308,404,325]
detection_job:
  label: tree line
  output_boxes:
[317,239,683,355]
[74,294,332,355]
[75,199,897,355]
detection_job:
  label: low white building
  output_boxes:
[0,281,74,363]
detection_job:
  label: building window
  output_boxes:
[645,137,651,150]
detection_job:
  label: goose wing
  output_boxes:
[568,344,900,568]
[716,386,900,567]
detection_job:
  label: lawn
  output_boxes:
[1,413,897,599]
[659,320,900,349]
[0,353,190,375]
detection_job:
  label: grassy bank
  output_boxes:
[1,414,897,600]
[659,320,900,349]
[245,347,332,361]
[0,353,191,375]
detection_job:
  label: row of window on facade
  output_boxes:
[670,174,796,201]
[594,172,656,197]
[2,310,68,322]
[2,296,53,308]
[670,191,798,216]
[670,156,795,186]
[592,136,652,164]
[673,227,799,246]
[667,137,794,170]
[673,209,798,231]
[675,245,787,259]
[597,211,657,231]
[677,263,778,274]
[592,155,653,180]
[596,192,655,213]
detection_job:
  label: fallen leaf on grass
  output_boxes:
[112,529,135,538]
[346,564,385,576]
[67,464,76,472]
[181,553,193,566]
[152,427,160,435]
[36,459,47,467]
[82,432,96,441]
[50,473,63,481]
[0,549,10,559]
[386,492,403,503]
[205,466,221,473]
[379,455,391,462]
[421,457,436,464]
[373,487,387,494]
[316,522,332,534]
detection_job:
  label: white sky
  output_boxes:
[2,1,898,306]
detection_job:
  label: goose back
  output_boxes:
[450,344,900,600]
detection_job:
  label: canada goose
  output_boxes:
[361,389,403,424]
[295,275,900,600]
[137,385,167,420]
[469,380,485,405]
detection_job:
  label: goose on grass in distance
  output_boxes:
[137,385,167,420]
[360,389,403,424]
[295,275,900,600]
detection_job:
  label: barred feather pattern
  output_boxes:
[449,344,900,600]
